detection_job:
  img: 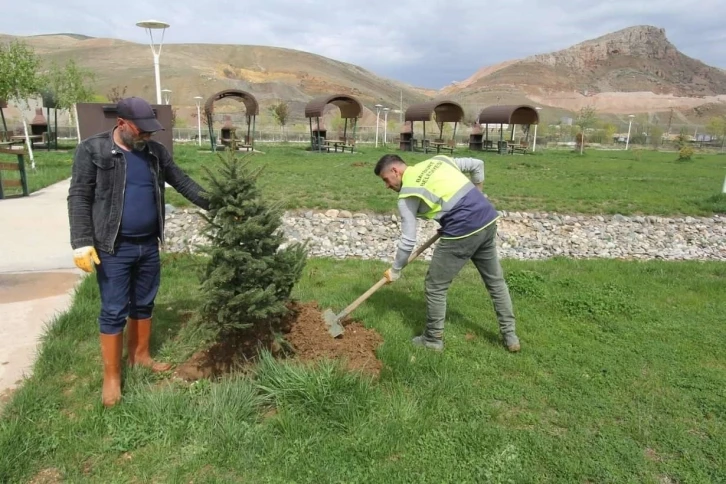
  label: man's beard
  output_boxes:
[120,129,147,151]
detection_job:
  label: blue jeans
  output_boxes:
[95,235,161,334]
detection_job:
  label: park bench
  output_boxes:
[509,140,530,154]
[323,137,355,153]
[0,147,29,199]
[430,138,456,155]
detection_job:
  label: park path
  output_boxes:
[0,178,84,394]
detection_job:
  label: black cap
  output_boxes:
[117,97,164,132]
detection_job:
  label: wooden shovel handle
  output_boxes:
[336,232,441,321]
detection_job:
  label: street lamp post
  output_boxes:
[136,19,170,105]
[625,114,635,150]
[383,107,390,145]
[374,104,382,147]
[533,106,542,152]
[194,96,203,146]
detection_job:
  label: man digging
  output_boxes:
[375,154,520,352]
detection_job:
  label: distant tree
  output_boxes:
[269,100,290,140]
[42,58,96,141]
[575,106,598,154]
[107,85,127,103]
[601,122,617,144]
[705,116,726,150]
[0,40,44,167]
[649,125,664,149]
[192,106,211,127]
[330,112,345,134]
[533,119,549,142]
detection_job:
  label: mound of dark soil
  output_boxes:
[174,301,383,380]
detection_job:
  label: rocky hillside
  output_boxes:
[2,26,725,127]
[0,33,432,126]
[443,25,726,117]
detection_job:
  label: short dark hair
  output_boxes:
[374,154,406,176]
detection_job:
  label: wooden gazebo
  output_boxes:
[402,100,464,153]
[476,104,539,153]
[304,94,362,152]
[204,89,259,152]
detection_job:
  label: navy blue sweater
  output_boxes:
[119,148,159,237]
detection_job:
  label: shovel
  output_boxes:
[322,232,441,337]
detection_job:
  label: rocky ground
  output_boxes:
[163,206,725,262]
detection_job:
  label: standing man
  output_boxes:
[374,153,520,353]
[68,97,210,407]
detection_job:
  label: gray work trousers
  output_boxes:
[423,222,518,345]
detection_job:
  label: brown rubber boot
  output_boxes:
[126,318,172,372]
[100,332,123,407]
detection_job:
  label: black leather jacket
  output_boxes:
[67,129,209,253]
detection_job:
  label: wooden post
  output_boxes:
[316,116,321,152]
[423,121,427,153]
[46,106,51,152]
[207,111,215,152]
[352,118,357,153]
[309,117,313,150]
[251,115,256,151]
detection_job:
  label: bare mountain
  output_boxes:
[1,26,725,128]
[443,25,726,117]
[0,33,433,126]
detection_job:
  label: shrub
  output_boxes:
[677,146,694,161]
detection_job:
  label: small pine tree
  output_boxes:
[197,148,307,337]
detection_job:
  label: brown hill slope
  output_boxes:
[443,25,726,118]
[2,26,725,128]
[0,33,433,126]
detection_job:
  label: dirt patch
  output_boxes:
[0,387,15,411]
[0,271,80,304]
[29,468,62,484]
[645,448,662,462]
[175,301,383,380]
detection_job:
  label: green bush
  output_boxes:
[677,146,694,161]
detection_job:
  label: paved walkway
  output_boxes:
[0,178,84,393]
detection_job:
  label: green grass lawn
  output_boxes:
[166,144,726,216]
[2,254,724,483]
[8,142,726,215]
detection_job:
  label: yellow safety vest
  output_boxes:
[398,155,475,221]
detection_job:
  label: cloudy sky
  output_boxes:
[4,0,725,88]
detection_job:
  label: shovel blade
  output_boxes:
[322,308,345,338]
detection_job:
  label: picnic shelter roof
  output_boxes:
[404,100,464,123]
[478,104,539,125]
[204,89,259,116]
[304,94,362,119]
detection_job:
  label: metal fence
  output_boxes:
[20,123,726,152]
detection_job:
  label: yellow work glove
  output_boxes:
[384,268,401,284]
[73,246,100,273]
